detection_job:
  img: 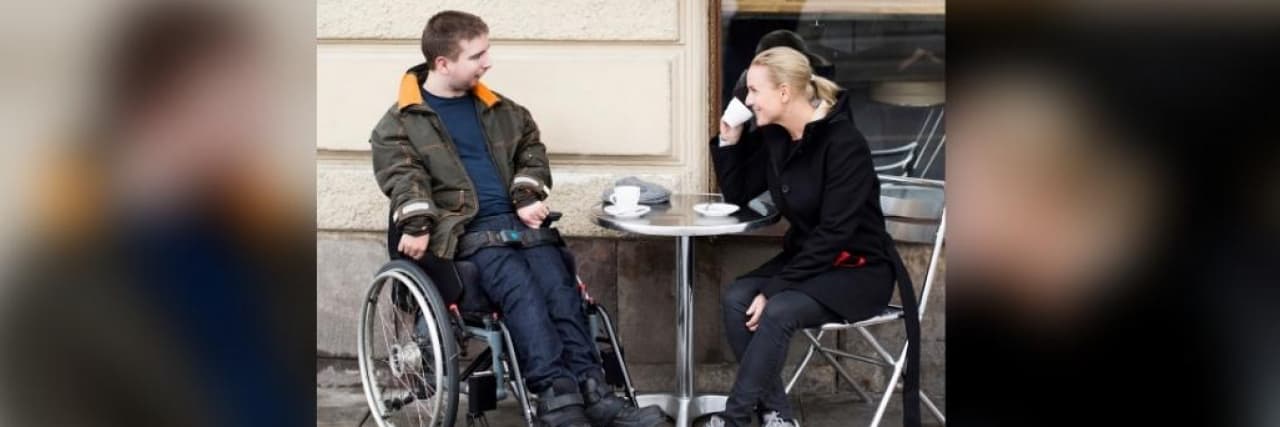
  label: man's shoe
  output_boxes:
[537,378,592,427]
[762,411,800,427]
[579,376,668,427]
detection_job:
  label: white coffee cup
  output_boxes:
[609,185,642,209]
[721,97,753,127]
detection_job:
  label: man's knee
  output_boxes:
[542,286,585,321]
[495,282,544,315]
[524,246,574,284]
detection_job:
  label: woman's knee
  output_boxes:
[759,293,812,332]
[721,279,760,311]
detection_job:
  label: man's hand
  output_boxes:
[398,233,430,260]
[719,121,744,146]
[745,293,767,332]
[517,201,551,228]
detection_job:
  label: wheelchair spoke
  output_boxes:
[361,266,458,427]
[376,286,433,424]
[384,280,446,425]
[411,374,432,425]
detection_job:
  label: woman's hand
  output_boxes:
[719,120,744,146]
[745,293,767,331]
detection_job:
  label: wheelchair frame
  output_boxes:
[358,248,637,427]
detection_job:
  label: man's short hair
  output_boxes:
[421,11,489,69]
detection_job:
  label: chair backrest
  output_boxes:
[879,184,943,244]
[869,106,946,179]
[908,108,945,179]
[877,174,945,318]
[871,141,918,176]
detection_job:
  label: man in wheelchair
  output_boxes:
[369,10,666,427]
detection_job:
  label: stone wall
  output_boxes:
[318,1,712,238]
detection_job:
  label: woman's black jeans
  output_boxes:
[720,277,840,427]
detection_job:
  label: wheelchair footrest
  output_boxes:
[600,349,627,388]
[466,411,491,427]
[468,375,499,414]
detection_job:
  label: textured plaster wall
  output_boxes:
[317,0,679,41]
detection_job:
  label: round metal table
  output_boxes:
[591,193,780,427]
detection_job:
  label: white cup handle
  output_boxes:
[609,194,619,205]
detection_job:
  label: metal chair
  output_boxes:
[783,174,946,426]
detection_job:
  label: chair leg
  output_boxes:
[801,330,873,403]
[870,345,909,427]
[785,329,822,394]
[856,326,897,365]
[921,391,945,425]
[858,326,945,425]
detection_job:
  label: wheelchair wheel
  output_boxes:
[359,260,460,427]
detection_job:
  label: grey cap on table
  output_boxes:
[600,176,671,205]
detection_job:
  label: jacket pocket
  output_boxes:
[432,189,467,213]
[833,251,867,268]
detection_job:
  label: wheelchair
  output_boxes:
[358,212,637,427]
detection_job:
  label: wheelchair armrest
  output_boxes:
[541,211,563,229]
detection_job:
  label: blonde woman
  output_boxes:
[709,47,921,427]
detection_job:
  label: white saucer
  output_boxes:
[604,204,650,218]
[693,202,739,217]
[694,215,739,226]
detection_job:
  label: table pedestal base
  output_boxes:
[637,393,727,426]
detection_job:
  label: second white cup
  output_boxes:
[609,185,642,209]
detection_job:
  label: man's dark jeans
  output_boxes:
[458,213,601,393]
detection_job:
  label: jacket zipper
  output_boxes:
[422,112,479,258]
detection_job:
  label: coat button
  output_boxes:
[781,184,791,194]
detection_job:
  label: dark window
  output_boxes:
[720,2,946,179]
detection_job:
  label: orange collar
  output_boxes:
[397,68,500,111]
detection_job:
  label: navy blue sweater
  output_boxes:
[424,89,513,219]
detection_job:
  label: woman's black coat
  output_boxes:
[711,91,923,427]
[711,91,896,320]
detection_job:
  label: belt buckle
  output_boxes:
[500,230,522,245]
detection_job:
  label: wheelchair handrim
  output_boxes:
[359,269,448,426]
